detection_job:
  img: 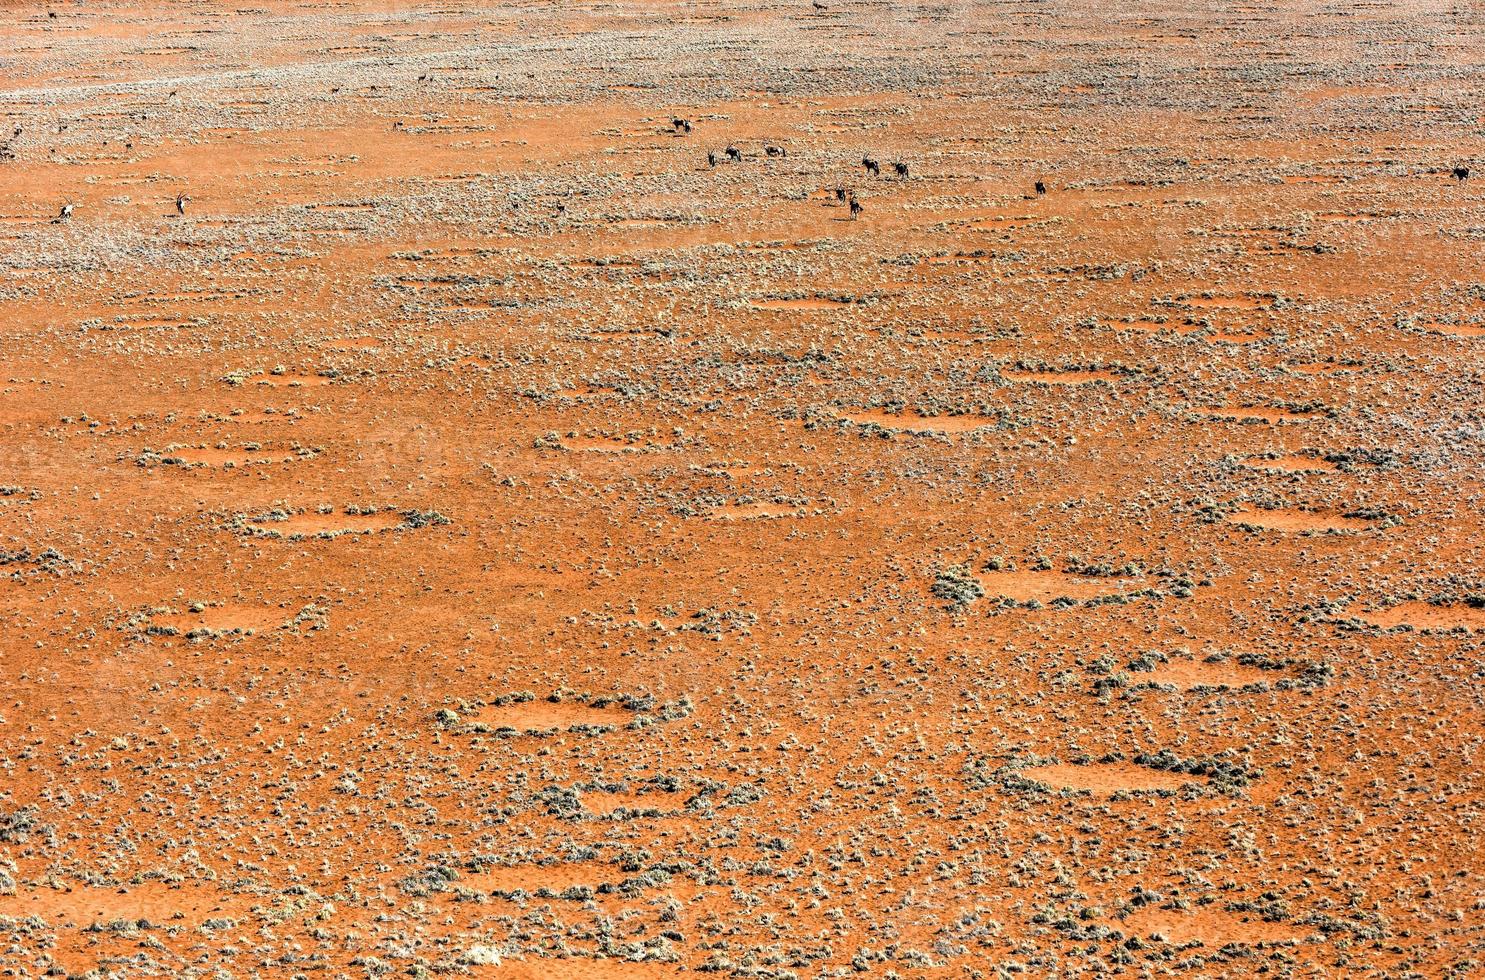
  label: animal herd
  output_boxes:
[20,82,1474,225]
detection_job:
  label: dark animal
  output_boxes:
[1035,180,1046,196]
[893,161,909,178]
[53,199,74,223]
[707,151,717,167]
[862,156,879,176]
[834,186,847,203]
[176,193,190,216]
[672,118,692,134]
[849,196,863,220]
[1454,166,1470,182]
[726,145,742,162]
[765,145,786,158]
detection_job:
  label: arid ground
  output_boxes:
[1,0,1483,976]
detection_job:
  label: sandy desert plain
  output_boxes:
[0,0,1483,976]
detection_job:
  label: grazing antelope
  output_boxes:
[849,194,863,220]
[53,199,74,223]
[862,156,880,176]
[176,192,190,216]
[834,186,847,203]
[726,145,742,162]
[1455,166,1470,182]
[893,161,909,178]
[765,145,787,158]
[1035,180,1046,196]
[707,150,718,167]
[672,118,692,134]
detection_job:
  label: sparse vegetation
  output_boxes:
[0,2,1473,977]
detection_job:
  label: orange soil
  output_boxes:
[1,0,1481,977]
